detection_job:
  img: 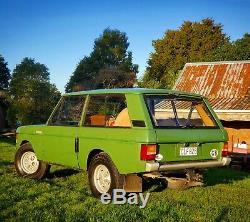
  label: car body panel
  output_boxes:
[16,88,228,174]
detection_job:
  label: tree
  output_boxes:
[141,18,228,89]
[65,28,138,92]
[96,67,136,89]
[205,33,250,61]
[0,54,11,90]
[8,58,61,125]
[65,57,95,92]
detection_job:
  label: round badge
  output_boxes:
[210,149,218,158]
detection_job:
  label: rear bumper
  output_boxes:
[145,157,231,172]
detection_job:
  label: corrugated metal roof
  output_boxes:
[174,61,250,111]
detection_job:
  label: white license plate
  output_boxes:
[180,147,197,156]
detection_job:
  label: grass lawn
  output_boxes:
[0,137,250,222]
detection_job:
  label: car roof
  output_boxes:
[64,88,202,98]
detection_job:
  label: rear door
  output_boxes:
[145,95,225,162]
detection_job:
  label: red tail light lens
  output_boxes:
[222,142,229,157]
[140,144,158,160]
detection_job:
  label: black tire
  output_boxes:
[15,143,50,179]
[88,152,124,198]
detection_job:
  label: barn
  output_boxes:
[174,61,250,164]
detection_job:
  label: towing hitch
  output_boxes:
[143,169,204,190]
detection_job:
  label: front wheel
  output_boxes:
[88,152,124,198]
[15,143,50,179]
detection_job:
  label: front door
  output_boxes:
[38,95,85,167]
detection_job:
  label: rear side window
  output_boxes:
[145,95,218,128]
[49,96,85,126]
[84,94,131,127]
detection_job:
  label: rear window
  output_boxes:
[145,95,218,128]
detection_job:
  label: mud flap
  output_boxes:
[123,174,142,192]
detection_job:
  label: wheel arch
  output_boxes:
[87,149,103,170]
[20,140,30,146]
[14,140,50,179]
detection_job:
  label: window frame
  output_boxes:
[144,94,219,129]
[82,93,132,128]
[47,95,86,127]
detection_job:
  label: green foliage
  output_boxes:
[96,67,136,89]
[141,18,228,89]
[65,28,138,92]
[205,33,250,61]
[137,70,162,89]
[65,57,95,92]
[8,58,61,125]
[138,70,181,89]
[0,54,11,90]
[1,138,250,221]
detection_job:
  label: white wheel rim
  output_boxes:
[93,164,111,193]
[20,151,39,174]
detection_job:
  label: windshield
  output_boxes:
[145,95,218,128]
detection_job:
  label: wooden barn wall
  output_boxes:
[222,121,250,153]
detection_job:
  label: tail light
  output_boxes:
[140,144,158,160]
[222,142,229,157]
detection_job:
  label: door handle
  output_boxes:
[75,137,79,153]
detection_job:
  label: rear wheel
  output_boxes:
[15,143,50,179]
[88,152,124,198]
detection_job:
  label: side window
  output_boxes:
[84,96,106,126]
[107,95,130,127]
[50,96,85,126]
[84,94,131,127]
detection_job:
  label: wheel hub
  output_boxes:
[93,164,111,193]
[20,151,39,174]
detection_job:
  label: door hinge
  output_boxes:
[75,137,79,153]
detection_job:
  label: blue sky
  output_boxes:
[1,0,250,92]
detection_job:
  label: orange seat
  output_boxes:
[90,114,106,126]
[113,108,131,127]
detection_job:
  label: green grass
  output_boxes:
[0,137,250,222]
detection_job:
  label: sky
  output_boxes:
[1,0,250,93]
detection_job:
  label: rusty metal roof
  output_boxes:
[174,61,250,110]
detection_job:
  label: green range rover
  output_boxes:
[15,88,230,197]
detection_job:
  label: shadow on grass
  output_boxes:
[143,167,250,192]
[204,167,250,186]
[0,137,16,146]
[47,168,79,179]
[0,160,14,175]
[215,207,230,222]
[0,160,13,167]
[143,178,168,193]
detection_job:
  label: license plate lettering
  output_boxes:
[180,147,197,156]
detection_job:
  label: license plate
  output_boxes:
[180,147,197,156]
